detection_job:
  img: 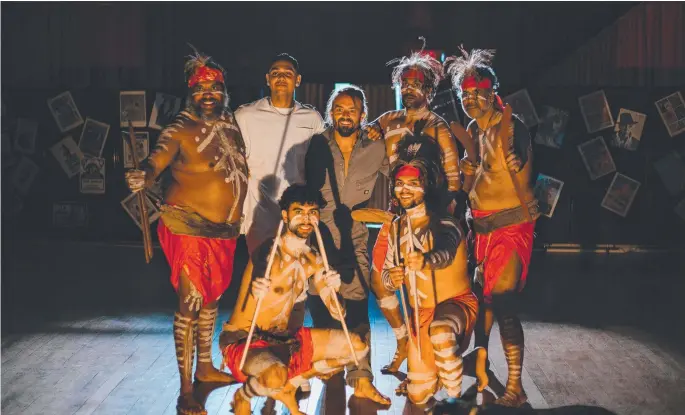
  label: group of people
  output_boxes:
[125,44,539,415]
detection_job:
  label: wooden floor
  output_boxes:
[2,300,685,415]
[3,239,685,415]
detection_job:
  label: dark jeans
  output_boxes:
[306,295,372,386]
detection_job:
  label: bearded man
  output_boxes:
[304,85,390,405]
[364,49,474,374]
[220,184,368,415]
[125,48,248,415]
[444,47,539,407]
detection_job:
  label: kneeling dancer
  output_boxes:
[380,131,478,406]
[220,184,368,415]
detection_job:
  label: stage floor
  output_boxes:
[2,302,685,415]
[2,240,685,414]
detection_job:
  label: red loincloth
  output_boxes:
[471,209,535,304]
[410,291,479,355]
[372,222,391,273]
[157,219,237,306]
[221,327,314,384]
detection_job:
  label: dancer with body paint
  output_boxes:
[304,85,391,405]
[124,47,248,415]
[363,45,475,374]
[444,47,538,407]
[220,184,368,415]
[380,125,477,407]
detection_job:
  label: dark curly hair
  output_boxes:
[324,85,369,127]
[390,120,448,214]
[278,184,326,212]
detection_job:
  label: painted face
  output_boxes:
[331,94,365,137]
[394,175,425,210]
[400,73,429,109]
[281,202,320,239]
[460,86,494,119]
[191,80,225,114]
[266,60,301,96]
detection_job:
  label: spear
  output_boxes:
[123,121,153,263]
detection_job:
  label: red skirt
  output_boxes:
[157,220,237,305]
[222,327,314,383]
[472,209,535,304]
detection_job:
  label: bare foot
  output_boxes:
[353,378,391,405]
[381,338,408,374]
[475,347,489,392]
[177,393,207,415]
[194,365,236,385]
[231,391,251,415]
[494,389,528,407]
[395,378,409,396]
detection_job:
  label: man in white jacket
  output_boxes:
[234,54,324,398]
[235,53,325,255]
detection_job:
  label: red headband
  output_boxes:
[396,165,421,178]
[401,69,425,82]
[461,76,492,91]
[188,66,225,88]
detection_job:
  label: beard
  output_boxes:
[335,119,359,137]
[402,92,426,109]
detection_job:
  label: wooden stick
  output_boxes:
[405,216,422,358]
[239,220,285,371]
[124,121,153,263]
[393,221,414,347]
[312,223,360,366]
[499,104,533,223]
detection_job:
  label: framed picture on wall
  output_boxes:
[120,91,147,128]
[47,91,84,133]
[431,88,461,126]
[149,93,182,130]
[50,136,84,178]
[79,118,110,158]
[80,157,106,194]
[122,131,149,168]
[52,201,88,227]
[534,173,564,218]
[578,90,614,133]
[578,136,616,180]
[655,92,685,137]
[653,151,685,196]
[121,192,161,231]
[534,106,569,149]
[601,173,640,217]
[14,118,38,154]
[10,156,40,195]
[610,109,646,151]
[504,89,539,128]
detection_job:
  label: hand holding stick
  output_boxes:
[312,222,360,366]
[405,216,422,358]
[239,220,285,371]
[123,121,153,263]
[393,221,415,348]
[499,104,533,222]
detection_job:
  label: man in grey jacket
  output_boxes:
[305,85,391,405]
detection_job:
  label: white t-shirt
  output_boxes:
[235,97,325,253]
